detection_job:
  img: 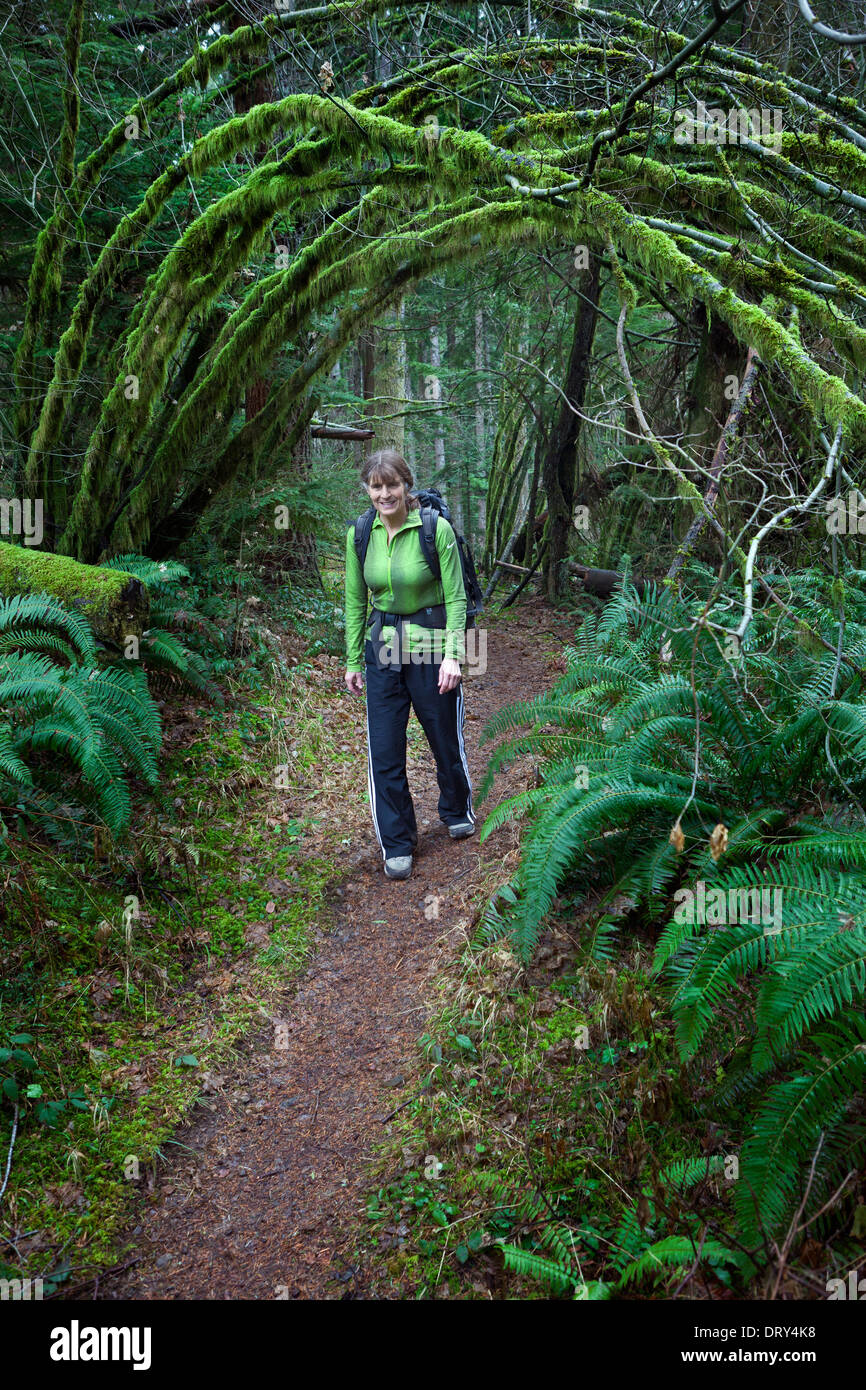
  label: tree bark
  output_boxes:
[430,321,446,483]
[360,327,376,419]
[376,300,406,454]
[668,348,760,582]
[350,343,366,469]
[684,306,742,471]
[310,423,374,441]
[569,561,646,599]
[474,301,487,537]
[542,254,601,601]
[230,2,273,426]
[281,404,317,575]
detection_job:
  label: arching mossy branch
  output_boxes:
[594,190,866,443]
[113,196,565,553]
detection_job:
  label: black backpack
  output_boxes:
[352,487,484,629]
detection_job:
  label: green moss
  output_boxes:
[0,542,148,643]
[594,192,866,442]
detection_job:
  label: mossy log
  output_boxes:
[0,543,148,645]
[569,562,646,599]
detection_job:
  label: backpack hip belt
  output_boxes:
[368,603,447,647]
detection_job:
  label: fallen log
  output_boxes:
[569,561,646,598]
[310,422,375,440]
[0,543,149,645]
[492,560,534,575]
[492,557,645,600]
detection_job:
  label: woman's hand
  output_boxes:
[438,657,462,694]
[345,670,364,694]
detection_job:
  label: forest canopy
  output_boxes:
[2,0,866,1313]
[3,0,866,587]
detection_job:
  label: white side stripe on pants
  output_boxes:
[365,695,387,860]
[455,682,475,823]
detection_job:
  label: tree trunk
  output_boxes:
[542,254,601,601]
[360,328,376,419]
[524,433,543,571]
[668,348,760,582]
[474,301,487,538]
[230,2,272,427]
[430,321,446,481]
[376,300,406,454]
[350,343,365,469]
[281,405,317,576]
[684,306,742,471]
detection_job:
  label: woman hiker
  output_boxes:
[344,449,475,879]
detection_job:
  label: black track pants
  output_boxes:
[364,638,474,859]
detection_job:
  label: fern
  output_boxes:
[617,1235,749,1286]
[735,1020,866,1245]
[0,594,161,837]
[102,554,223,702]
[0,592,96,661]
[480,564,866,1249]
[500,1245,586,1296]
[493,1153,749,1299]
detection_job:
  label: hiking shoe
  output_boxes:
[384,855,413,879]
[447,819,476,840]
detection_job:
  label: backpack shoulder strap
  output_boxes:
[418,506,441,581]
[458,535,484,611]
[353,507,376,570]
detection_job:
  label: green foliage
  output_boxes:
[0,1029,109,1128]
[102,554,223,702]
[0,592,161,838]
[659,847,866,1246]
[497,1155,750,1299]
[4,2,866,564]
[478,572,866,960]
[479,569,866,1247]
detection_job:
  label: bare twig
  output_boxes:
[770,1133,825,1300]
[0,1105,18,1206]
[667,348,761,582]
[736,424,844,640]
[796,0,866,45]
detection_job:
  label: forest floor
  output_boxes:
[96,595,575,1300]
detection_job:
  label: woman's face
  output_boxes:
[366,473,407,520]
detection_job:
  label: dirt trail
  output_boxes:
[99,598,574,1300]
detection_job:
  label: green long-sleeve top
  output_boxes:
[345,508,466,671]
